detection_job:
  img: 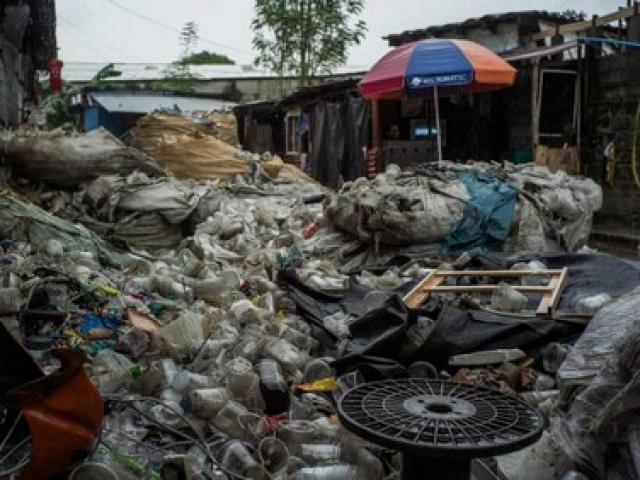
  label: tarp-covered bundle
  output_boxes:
[4,128,163,189]
[127,111,249,180]
[553,288,640,479]
[68,172,209,250]
[326,162,602,253]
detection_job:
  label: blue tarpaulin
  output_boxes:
[442,171,518,253]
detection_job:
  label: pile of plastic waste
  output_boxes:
[0,120,629,479]
[0,218,388,478]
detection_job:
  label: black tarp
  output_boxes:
[344,97,370,182]
[281,253,640,369]
[308,98,370,189]
[310,102,345,189]
[470,252,640,311]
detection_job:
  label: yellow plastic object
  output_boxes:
[98,284,120,296]
[297,377,338,392]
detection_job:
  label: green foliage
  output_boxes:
[90,63,122,87]
[178,50,235,65]
[42,94,78,132]
[252,0,367,81]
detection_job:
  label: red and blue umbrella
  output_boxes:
[359,39,517,164]
[360,39,517,100]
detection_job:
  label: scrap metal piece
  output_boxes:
[0,323,103,479]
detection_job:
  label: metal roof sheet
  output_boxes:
[501,41,579,62]
[62,62,366,82]
[88,91,236,113]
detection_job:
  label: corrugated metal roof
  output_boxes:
[62,62,366,83]
[89,91,236,113]
[501,41,578,62]
[384,11,574,46]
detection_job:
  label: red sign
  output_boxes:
[47,58,64,92]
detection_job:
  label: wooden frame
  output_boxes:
[529,4,640,42]
[403,268,569,317]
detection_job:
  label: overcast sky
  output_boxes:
[57,0,623,68]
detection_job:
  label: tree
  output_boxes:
[153,22,201,93]
[178,50,235,65]
[252,0,367,82]
[180,21,199,57]
[561,10,587,22]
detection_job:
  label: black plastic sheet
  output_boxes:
[308,98,370,188]
[281,252,640,368]
[471,252,640,311]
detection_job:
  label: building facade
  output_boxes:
[0,0,57,126]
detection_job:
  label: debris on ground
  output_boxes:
[0,114,636,479]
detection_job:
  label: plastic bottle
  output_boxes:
[92,350,136,394]
[563,473,590,480]
[408,361,438,379]
[220,441,265,480]
[277,420,318,444]
[189,388,229,419]
[171,370,212,393]
[259,437,289,476]
[576,293,612,315]
[226,358,258,397]
[42,239,64,260]
[0,288,20,314]
[400,317,435,359]
[212,400,250,438]
[142,358,179,394]
[303,359,334,383]
[258,359,290,416]
[299,444,341,464]
[289,465,358,480]
[542,343,570,374]
[356,449,383,480]
[264,337,306,372]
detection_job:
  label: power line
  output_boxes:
[104,0,253,58]
[57,22,112,61]
[58,14,145,62]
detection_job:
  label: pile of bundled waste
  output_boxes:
[327,162,603,253]
[127,111,249,180]
[2,127,163,189]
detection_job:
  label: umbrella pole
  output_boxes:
[434,85,443,167]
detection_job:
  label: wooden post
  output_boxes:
[371,99,381,150]
[371,99,382,174]
[531,61,540,149]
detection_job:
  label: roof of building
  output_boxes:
[62,62,367,83]
[88,91,236,114]
[278,78,362,109]
[501,41,579,62]
[384,10,575,46]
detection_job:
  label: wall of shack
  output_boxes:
[583,49,640,228]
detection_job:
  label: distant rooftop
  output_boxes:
[62,62,367,83]
[88,91,236,114]
[385,10,574,46]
